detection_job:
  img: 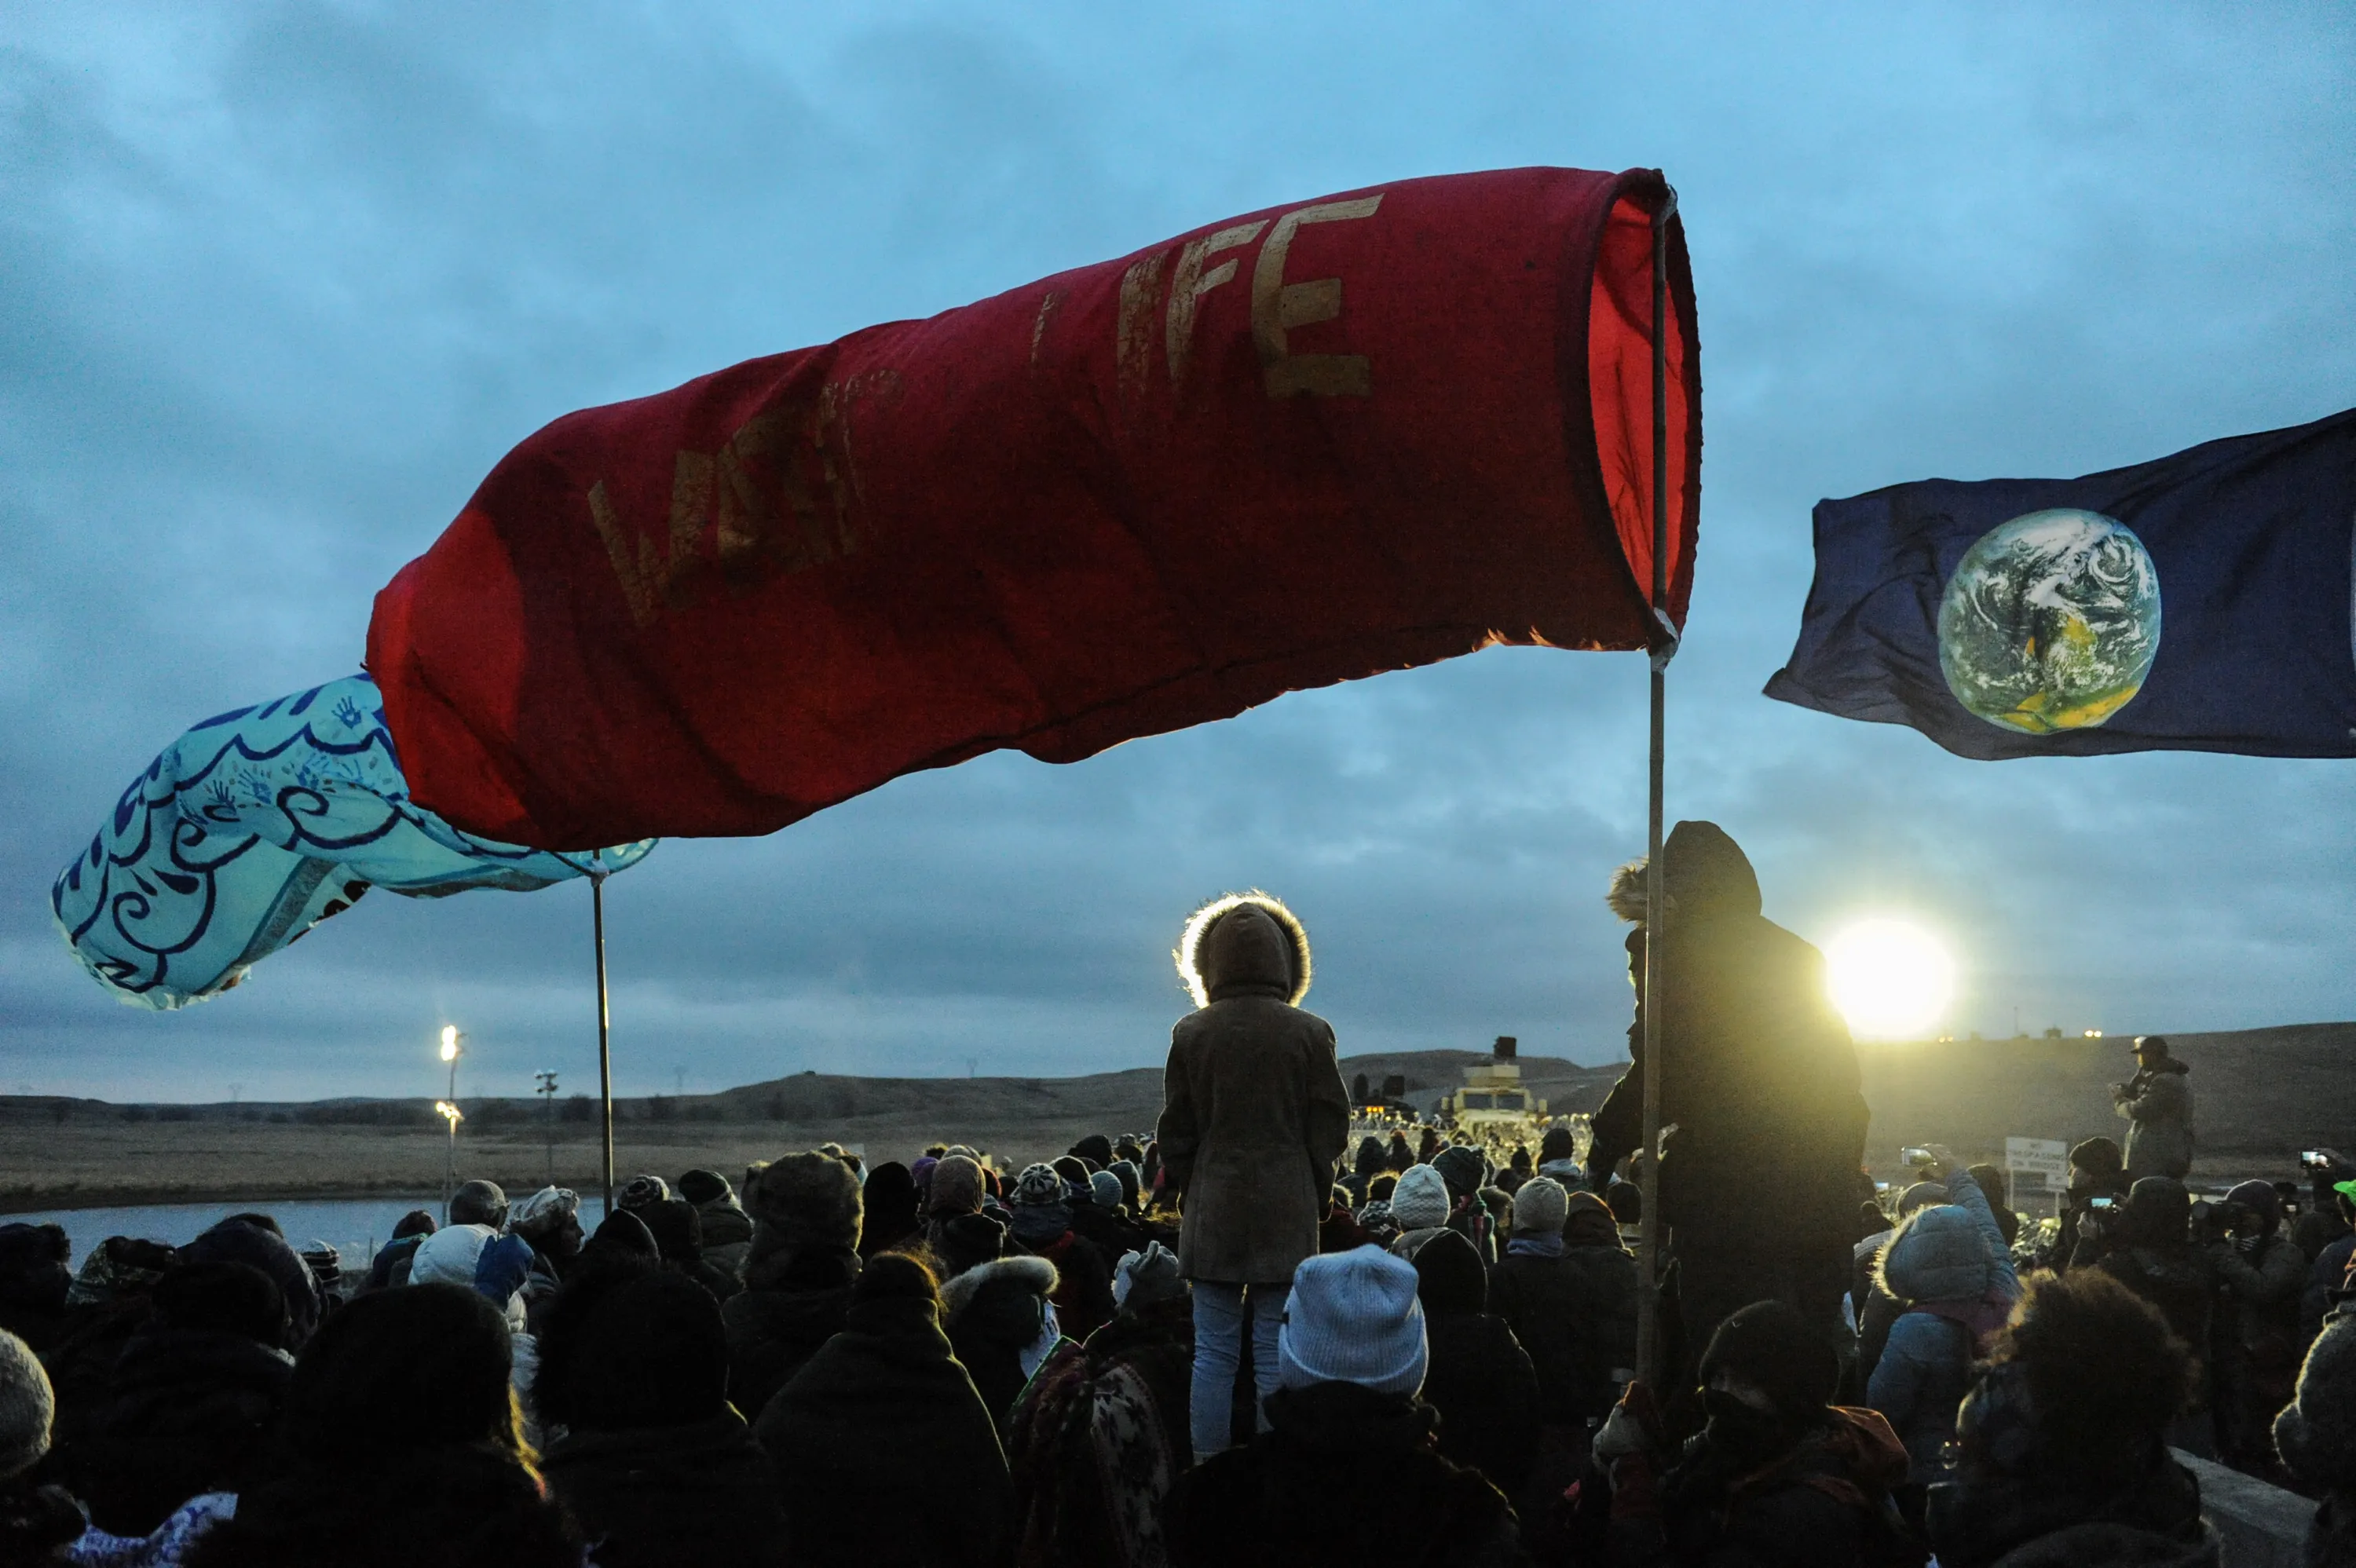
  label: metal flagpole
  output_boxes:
[592,866,616,1220]
[1633,186,1679,1387]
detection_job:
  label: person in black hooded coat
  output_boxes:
[721,1153,863,1419]
[1586,821,1868,1365]
[0,1226,71,1353]
[755,1253,1014,1568]
[1410,1230,1538,1497]
[79,1262,294,1537]
[536,1261,786,1568]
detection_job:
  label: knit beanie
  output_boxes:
[1539,1125,1580,1166]
[1113,1242,1184,1310]
[927,1156,986,1218]
[1432,1145,1486,1201]
[1089,1171,1125,1212]
[746,1152,864,1256]
[1012,1164,1065,1207]
[1563,1189,1622,1248]
[936,1212,1009,1277]
[675,1170,734,1208]
[2224,1179,2282,1237]
[1367,1172,1399,1204]
[1513,1177,1570,1237]
[1070,1134,1115,1169]
[2277,1317,2356,1491]
[510,1186,580,1236]
[1389,1164,1451,1231]
[1699,1301,1838,1423]
[1410,1229,1486,1315]
[2069,1137,2125,1180]
[0,1330,53,1478]
[1277,1245,1427,1397]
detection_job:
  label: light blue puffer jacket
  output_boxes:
[1868,1167,2021,1480]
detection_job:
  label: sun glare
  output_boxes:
[1826,919,1955,1040]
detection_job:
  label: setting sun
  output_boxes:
[1826,919,1956,1040]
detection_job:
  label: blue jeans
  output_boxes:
[1190,1280,1286,1460]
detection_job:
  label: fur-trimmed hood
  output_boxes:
[1175,892,1312,1007]
[938,1253,1058,1325]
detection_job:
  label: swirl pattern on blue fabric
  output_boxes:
[51,674,654,1009]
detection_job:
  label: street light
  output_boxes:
[435,1099,464,1223]
[535,1069,560,1185]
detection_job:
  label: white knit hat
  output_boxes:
[1277,1245,1428,1396]
[1389,1164,1451,1231]
[0,1330,54,1479]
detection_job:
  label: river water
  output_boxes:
[0,1198,444,1270]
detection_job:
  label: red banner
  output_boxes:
[368,166,1699,849]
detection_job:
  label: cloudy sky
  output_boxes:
[4,4,2351,1102]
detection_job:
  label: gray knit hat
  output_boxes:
[1513,1177,1569,1236]
[1089,1171,1125,1212]
[0,1329,53,1479]
[1389,1164,1451,1231]
[1277,1245,1427,1396]
[2277,1316,2356,1491]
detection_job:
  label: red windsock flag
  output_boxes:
[368,166,1699,849]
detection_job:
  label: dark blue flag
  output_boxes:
[1765,408,2356,760]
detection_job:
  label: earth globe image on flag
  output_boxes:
[1936,508,2162,734]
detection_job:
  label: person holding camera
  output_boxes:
[2047,1138,2133,1274]
[2206,1179,2305,1478]
[2112,1036,2194,1182]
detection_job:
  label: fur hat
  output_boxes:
[1513,1177,1570,1237]
[1700,1301,1837,1422]
[1279,1245,1426,1396]
[1389,1165,1451,1232]
[1605,859,1650,924]
[1012,1164,1065,1207]
[746,1152,864,1259]
[2277,1317,2356,1491]
[1176,892,1312,1007]
[0,1329,54,1479]
[1878,1202,1997,1304]
[618,1174,670,1211]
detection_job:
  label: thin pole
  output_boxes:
[1633,188,1678,1387]
[593,869,616,1220]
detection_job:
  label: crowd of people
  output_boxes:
[0,847,2347,1566]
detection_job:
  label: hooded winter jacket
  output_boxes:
[1869,1167,2021,1481]
[942,1254,1064,1433]
[1487,1193,1637,1428]
[2116,1060,2195,1181]
[1156,897,1352,1285]
[756,1290,1014,1568]
[1587,824,1868,1265]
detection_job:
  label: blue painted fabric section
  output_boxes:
[52,674,653,1010]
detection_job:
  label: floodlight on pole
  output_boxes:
[435,1098,464,1223]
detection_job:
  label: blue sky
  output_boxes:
[4,3,2351,1101]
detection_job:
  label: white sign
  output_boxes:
[2005,1136,2069,1207]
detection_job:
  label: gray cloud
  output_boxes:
[3,2,2351,1101]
